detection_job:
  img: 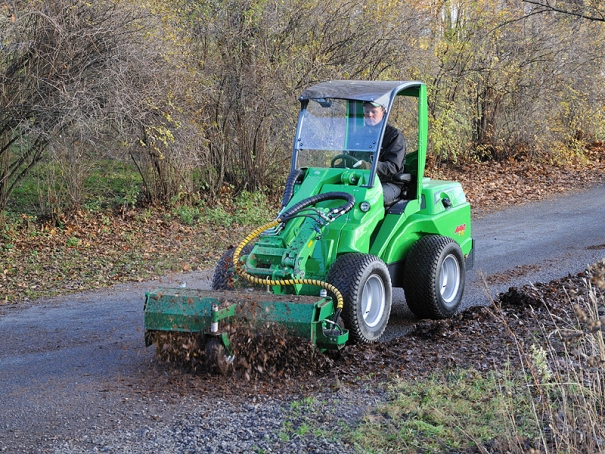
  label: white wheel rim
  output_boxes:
[440,254,461,307]
[361,275,385,328]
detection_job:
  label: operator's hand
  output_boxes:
[354,160,371,170]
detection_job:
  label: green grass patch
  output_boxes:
[0,205,265,304]
[9,158,143,215]
[199,190,275,227]
[277,395,351,447]
[349,369,539,453]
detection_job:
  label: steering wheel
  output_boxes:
[331,154,361,169]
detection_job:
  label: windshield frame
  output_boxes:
[291,81,422,188]
[293,98,386,173]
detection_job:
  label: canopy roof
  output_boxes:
[299,80,422,108]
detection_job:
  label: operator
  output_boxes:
[353,101,407,204]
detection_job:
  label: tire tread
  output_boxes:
[403,235,464,320]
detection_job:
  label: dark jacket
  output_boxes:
[375,124,406,179]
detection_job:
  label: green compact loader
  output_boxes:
[144,80,474,368]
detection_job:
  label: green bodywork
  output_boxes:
[243,82,473,293]
[144,81,473,353]
[144,289,348,352]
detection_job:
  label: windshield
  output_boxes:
[295,98,382,169]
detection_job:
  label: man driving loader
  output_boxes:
[351,101,407,204]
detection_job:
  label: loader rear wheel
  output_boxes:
[211,244,254,290]
[403,235,465,320]
[327,253,392,344]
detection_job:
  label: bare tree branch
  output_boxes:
[523,0,605,22]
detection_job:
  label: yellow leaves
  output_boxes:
[138,124,175,156]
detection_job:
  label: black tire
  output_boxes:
[204,338,231,375]
[211,244,254,290]
[327,253,392,344]
[403,235,465,320]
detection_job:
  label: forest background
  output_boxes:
[1,0,605,302]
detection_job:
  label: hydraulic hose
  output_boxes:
[232,192,356,312]
[280,169,304,211]
[281,191,355,221]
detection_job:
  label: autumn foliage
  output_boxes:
[1,0,605,220]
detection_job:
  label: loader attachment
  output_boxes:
[144,288,348,370]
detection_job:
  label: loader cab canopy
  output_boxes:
[293,80,426,188]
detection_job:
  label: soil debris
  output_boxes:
[148,261,605,399]
[150,319,335,380]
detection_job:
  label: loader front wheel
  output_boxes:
[211,244,254,290]
[327,253,392,344]
[403,235,465,320]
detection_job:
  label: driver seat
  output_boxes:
[392,172,412,198]
[383,172,412,208]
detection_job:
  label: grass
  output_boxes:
[0,189,277,303]
[1,156,278,304]
[275,368,543,452]
[9,158,143,215]
[278,395,347,447]
[347,369,538,453]
[9,154,275,228]
[270,265,605,453]
[199,190,274,227]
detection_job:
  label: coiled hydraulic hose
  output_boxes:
[232,192,356,313]
[280,169,304,211]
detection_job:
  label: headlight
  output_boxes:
[360,201,371,212]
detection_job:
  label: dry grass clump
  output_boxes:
[497,260,605,453]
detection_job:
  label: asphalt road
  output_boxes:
[1,184,604,451]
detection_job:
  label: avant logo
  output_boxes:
[454,224,466,236]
